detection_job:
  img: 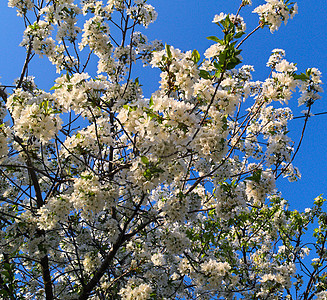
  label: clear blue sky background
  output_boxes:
[0,0,326,211]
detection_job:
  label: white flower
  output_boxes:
[119,279,152,300]
[151,252,166,266]
[8,0,34,16]
[316,291,327,300]
[275,59,297,73]
[204,43,225,59]
[212,12,227,23]
[201,259,231,277]
[253,0,298,33]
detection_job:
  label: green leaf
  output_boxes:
[206,36,220,43]
[149,96,154,107]
[234,31,245,39]
[225,33,234,43]
[165,43,172,58]
[214,70,221,78]
[140,156,149,165]
[199,70,211,79]
[0,290,9,296]
[293,73,309,81]
[226,57,242,70]
[245,169,262,183]
[191,49,200,63]
[49,84,62,90]
[143,169,152,180]
[219,49,228,62]
[213,61,222,71]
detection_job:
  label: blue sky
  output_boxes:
[0,0,326,211]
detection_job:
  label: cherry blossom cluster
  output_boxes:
[0,0,325,299]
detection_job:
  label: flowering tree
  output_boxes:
[0,0,326,299]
